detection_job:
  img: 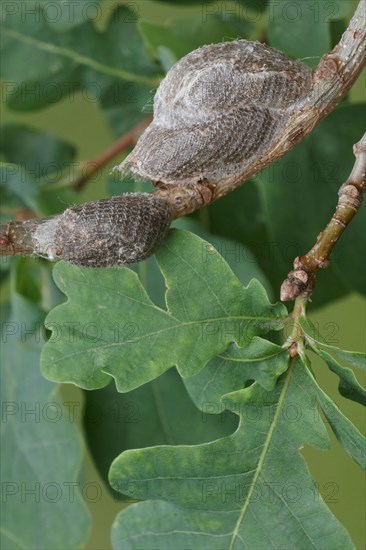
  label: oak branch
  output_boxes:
[1,0,365,277]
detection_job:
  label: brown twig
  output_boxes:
[0,1,365,258]
[281,132,366,301]
[73,117,152,192]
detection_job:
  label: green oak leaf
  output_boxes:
[184,337,289,409]
[298,316,366,406]
[41,229,287,391]
[3,69,81,112]
[103,6,158,79]
[314,380,365,471]
[314,348,365,407]
[83,219,270,498]
[324,348,366,371]
[300,353,365,471]
[300,316,365,372]
[83,368,238,498]
[172,216,273,299]
[1,259,90,549]
[154,0,268,10]
[110,358,355,549]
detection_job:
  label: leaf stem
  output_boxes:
[283,296,307,358]
[280,132,366,302]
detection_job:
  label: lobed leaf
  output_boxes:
[315,383,365,471]
[41,230,287,391]
[326,348,366,372]
[314,348,366,407]
[110,359,355,549]
[299,316,366,371]
[298,316,366,407]
[83,221,268,496]
[184,337,289,408]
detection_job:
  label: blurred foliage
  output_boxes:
[1,259,90,549]
[0,1,365,549]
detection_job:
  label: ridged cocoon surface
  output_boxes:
[116,40,312,185]
[53,194,172,267]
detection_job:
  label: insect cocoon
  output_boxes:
[115,40,312,186]
[33,194,172,267]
